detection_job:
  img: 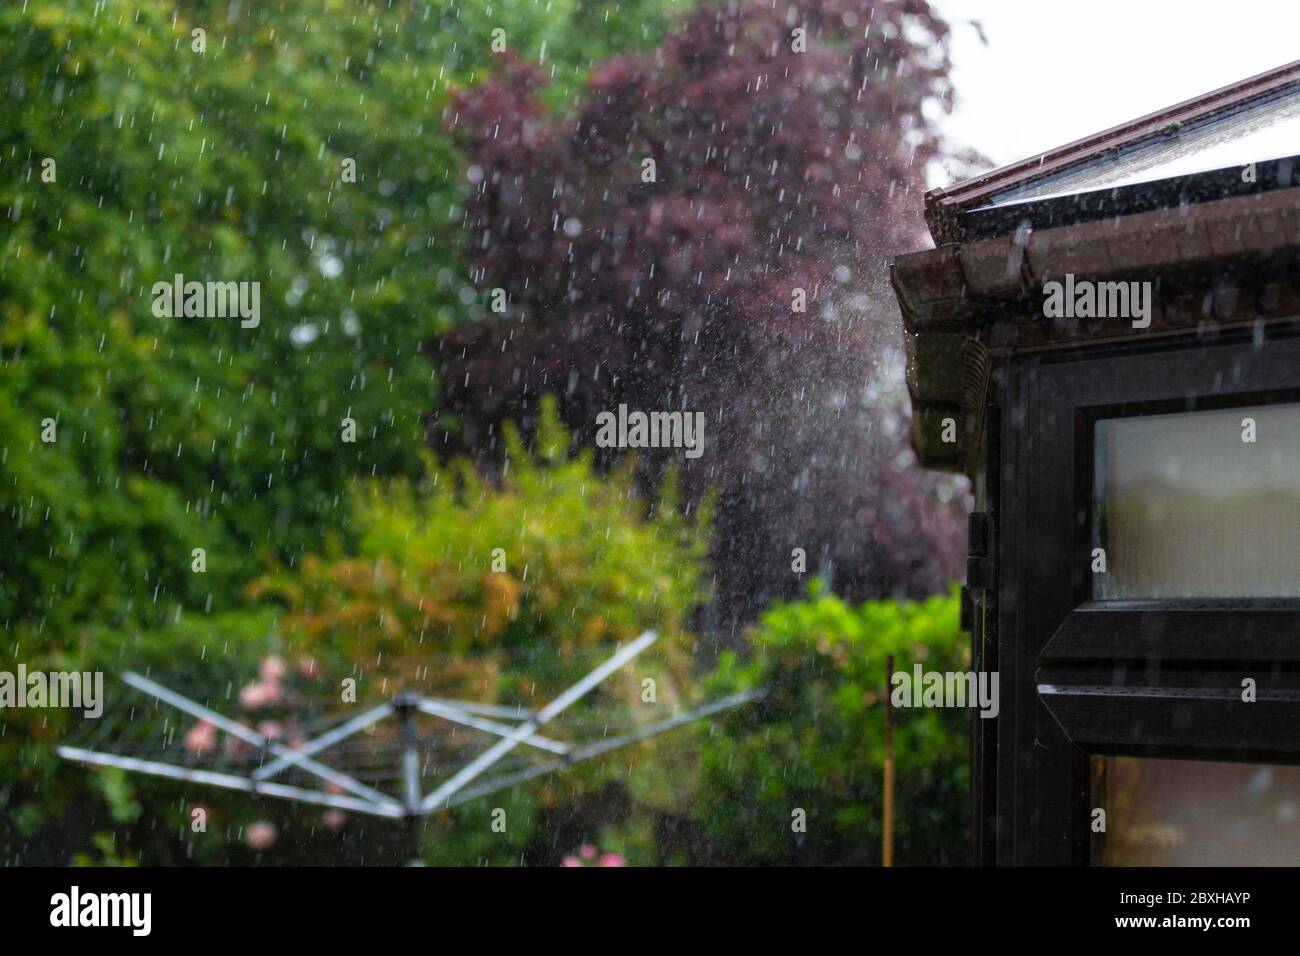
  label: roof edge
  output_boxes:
[895,186,1300,472]
[925,58,1300,244]
[899,186,1300,335]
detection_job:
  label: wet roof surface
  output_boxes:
[924,59,1300,244]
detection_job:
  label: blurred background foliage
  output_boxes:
[253,396,707,687]
[695,586,968,864]
[2,0,970,866]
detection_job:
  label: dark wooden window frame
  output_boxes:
[995,323,1300,865]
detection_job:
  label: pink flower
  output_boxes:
[559,842,624,868]
[322,810,347,831]
[245,821,277,851]
[239,679,282,711]
[238,681,266,709]
[297,657,320,680]
[184,719,217,756]
[256,720,283,741]
[562,844,625,867]
[260,655,288,682]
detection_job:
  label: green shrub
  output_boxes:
[693,583,969,865]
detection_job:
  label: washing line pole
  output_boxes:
[396,693,425,866]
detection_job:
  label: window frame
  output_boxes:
[994,324,1300,864]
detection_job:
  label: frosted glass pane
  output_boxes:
[1106,756,1300,866]
[1093,403,1300,599]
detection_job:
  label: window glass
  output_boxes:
[1093,402,1300,599]
[1105,756,1300,866]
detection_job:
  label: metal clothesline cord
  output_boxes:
[419,630,658,812]
[58,630,761,824]
[436,688,766,812]
[123,671,403,815]
[252,701,396,781]
[413,698,571,755]
[56,745,405,818]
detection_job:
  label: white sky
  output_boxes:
[928,0,1300,186]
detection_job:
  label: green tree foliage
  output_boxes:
[2,1,459,640]
[0,0,686,643]
[0,0,682,863]
[693,585,969,864]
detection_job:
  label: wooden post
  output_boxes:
[883,653,895,867]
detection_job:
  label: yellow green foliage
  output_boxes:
[254,396,710,711]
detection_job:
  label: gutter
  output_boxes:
[892,186,1300,472]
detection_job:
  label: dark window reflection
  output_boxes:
[1106,756,1300,865]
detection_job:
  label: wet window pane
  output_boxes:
[1092,402,1300,599]
[1105,756,1300,866]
